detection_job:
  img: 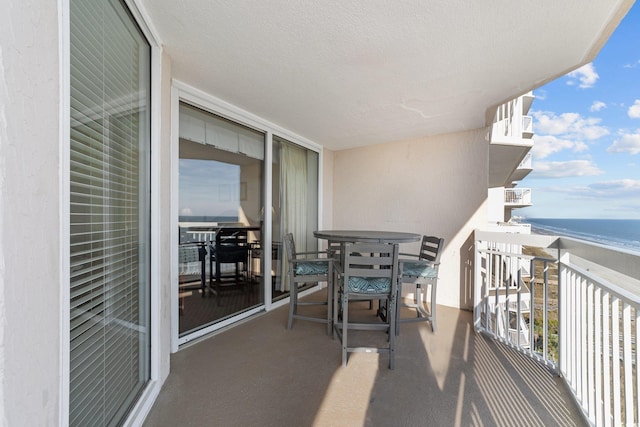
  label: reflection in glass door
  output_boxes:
[271,136,319,302]
[178,103,265,336]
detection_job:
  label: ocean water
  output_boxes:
[524,218,640,253]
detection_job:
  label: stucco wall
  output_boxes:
[487,187,506,223]
[331,129,489,310]
[0,1,62,425]
[320,149,334,232]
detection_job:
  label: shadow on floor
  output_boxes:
[145,291,586,427]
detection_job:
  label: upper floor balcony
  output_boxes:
[510,152,533,182]
[505,187,532,207]
[488,95,535,187]
[522,91,535,115]
[523,115,534,138]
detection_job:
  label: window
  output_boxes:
[69,0,151,425]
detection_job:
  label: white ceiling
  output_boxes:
[141,0,633,151]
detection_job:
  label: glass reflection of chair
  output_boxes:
[208,228,250,306]
[284,233,333,335]
[396,235,444,334]
[333,242,399,369]
[178,242,207,314]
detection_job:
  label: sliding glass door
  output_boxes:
[69,0,151,425]
[178,103,265,336]
[176,102,321,338]
[271,136,319,301]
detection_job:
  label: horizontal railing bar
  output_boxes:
[561,261,640,307]
[478,248,556,263]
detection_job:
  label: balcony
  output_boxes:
[510,152,533,182]
[522,115,534,139]
[144,296,585,426]
[144,231,640,426]
[488,95,535,187]
[505,188,532,207]
[522,91,535,115]
[475,231,640,426]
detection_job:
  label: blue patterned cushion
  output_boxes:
[295,261,329,275]
[348,277,391,293]
[402,262,437,278]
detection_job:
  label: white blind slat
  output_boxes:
[180,103,265,160]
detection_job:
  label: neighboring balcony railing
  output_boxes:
[522,115,533,138]
[504,188,532,206]
[517,152,532,170]
[474,231,640,426]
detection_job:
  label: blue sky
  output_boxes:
[518,4,640,220]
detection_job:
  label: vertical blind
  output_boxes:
[69,0,151,425]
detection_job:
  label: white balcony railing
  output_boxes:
[504,188,532,206]
[517,152,532,170]
[475,231,640,426]
[522,115,533,138]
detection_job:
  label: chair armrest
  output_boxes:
[296,250,329,256]
[399,252,420,258]
[332,260,344,275]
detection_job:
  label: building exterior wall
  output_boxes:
[331,129,489,310]
[487,187,506,223]
[0,1,62,425]
[320,149,334,234]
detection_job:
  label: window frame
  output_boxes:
[171,81,324,350]
[60,0,164,425]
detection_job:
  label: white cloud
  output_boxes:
[532,135,588,159]
[590,101,606,112]
[624,60,640,68]
[628,100,640,119]
[581,122,610,140]
[607,132,640,155]
[534,89,547,101]
[587,179,640,196]
[532,111,609,140]
[532,160,603,178]
[540,180,640,205]
[180,207,193,216]
[566,63,599,89]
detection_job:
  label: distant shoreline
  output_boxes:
[522,217,640,253]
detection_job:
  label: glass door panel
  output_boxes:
[271,136,319,302]
[178,103,264,336]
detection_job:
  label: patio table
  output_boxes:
[313,230,421,244]
[314,229,421,267]
[314,230,420,339]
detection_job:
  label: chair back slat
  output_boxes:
[419,235,444,263]
[343,242,399,284]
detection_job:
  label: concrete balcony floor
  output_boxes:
[144,293,586,426]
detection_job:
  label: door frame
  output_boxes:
[170,80,323,350]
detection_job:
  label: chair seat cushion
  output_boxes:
[402,262,437,278]
[348,277,391,293]
[295,261,329,275]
